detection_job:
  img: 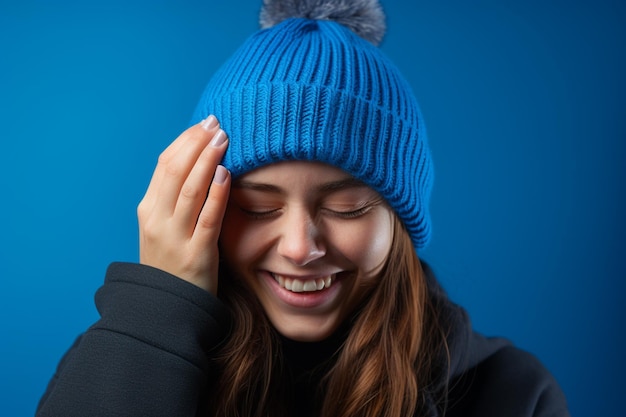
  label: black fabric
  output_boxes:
[36,263,231,417]
[36,262,569,416]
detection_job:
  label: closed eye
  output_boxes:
[239,207,281,220]
[323,206,373,219]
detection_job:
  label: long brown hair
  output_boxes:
[210,216,447,416]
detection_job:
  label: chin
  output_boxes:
[269,315,340,342]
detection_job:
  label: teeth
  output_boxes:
[291,279,304,292]
[324,276,331,287]
[273,274,334,293]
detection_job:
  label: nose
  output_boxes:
[276,209,326,266]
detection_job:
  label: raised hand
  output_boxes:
[137,116,230,294]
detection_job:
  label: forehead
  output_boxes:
[233,161,368,192]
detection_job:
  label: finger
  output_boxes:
[174,129,229,234]
[149,118,222,218]
[193,164,231,245]
[140,116,220,212]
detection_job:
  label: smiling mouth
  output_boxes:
[271,273,334,293]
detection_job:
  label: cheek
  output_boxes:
[219,211,259,268]
[334,210,393,275]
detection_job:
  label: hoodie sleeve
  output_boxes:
[36,262,231,417]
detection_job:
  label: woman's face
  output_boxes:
[220,161,394,342]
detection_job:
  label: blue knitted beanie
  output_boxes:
[191,3,434,250]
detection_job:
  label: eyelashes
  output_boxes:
[239,208,281,220]
[238,204,375,220]
[324,206,372,218]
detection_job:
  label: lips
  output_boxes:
[271,273,334,293]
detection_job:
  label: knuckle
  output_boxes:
[164,161,180,177]
[137,200,148,218]
[197,213,219,230]
[140,216,162,240]
[157,152,181,177]
[140,225,156,241]
[137,210,147,225]
[157,150,172,166]
[180,184,201,200]
[136,198,155,225]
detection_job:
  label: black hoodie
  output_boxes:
[36,262,569,416]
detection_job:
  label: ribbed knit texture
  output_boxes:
[191,18,433,249]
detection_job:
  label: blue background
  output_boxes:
[1,0,624,415]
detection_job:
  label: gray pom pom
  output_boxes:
[260,0,386,46]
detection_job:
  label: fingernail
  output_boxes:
[210,129,227,147]
[201,115,218,131]
[213,165,229,185]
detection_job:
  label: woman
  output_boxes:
[36,0,569,416]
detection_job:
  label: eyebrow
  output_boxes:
[317,178,368,193]
[233,177,368,195]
